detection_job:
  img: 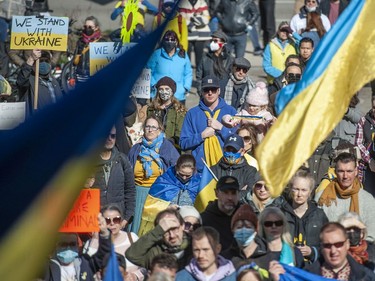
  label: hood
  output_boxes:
[218,158,248,170]
[204,200,240,217]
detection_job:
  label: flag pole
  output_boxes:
[201,158,218,181]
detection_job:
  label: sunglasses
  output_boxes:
[321,240,347,249]
[184,222,201,231]
[263,220,283,228]
[254,183,266,190]
[164,37,177,43]
[109,133,116,139]
[105,216,122,225]
[286,73,301,80]
[242,136,252,143]
[235,66,248,73]
[84,25,95,29]
[203,87,218,93]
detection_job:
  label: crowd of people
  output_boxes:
[2,0,375,280]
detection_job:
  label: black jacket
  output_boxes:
[280,200,328,262]
[201,200,241,252]
[305,255,375,281]
[215,0,259,35]
[211,158,258,201]
[94,147,136,221]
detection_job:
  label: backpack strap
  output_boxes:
[127,232,134,244]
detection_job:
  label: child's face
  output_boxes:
[246,104,263,115]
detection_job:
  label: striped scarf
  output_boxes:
[224,73,255,109]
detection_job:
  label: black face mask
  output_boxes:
[286,73,301,84]
[347,230,362,246]
[83,27,94,36]
[162,41,176,53]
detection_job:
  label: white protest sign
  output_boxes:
[131,69,151,99]
[0,102,26,130]
[11,16,69,51]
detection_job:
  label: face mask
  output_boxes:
[223,151,242,165]
[347,230,362,246]
[209,41,221,52]
[56,249,78,264]
[39,62,51,76]
[162,41,176,53]
[305,6,317,12]
[234,228,256,247]
[83,27,94,36]
[159,89,173,101]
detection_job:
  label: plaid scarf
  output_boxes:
[139,132,165,178]
[224,73,255,110]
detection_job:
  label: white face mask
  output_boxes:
[305,6,317,12]
[158,88,173,101]
[209,41,221,52]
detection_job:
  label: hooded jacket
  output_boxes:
[180,98,236,173]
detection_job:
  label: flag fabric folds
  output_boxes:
[103,245,124,281]
[256,0,375,196]
[279,264,333,281]
[0,24,167,280]
[194,164,218,212]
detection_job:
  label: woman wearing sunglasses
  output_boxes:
[237,123,259,170]
[128,115,180,234]
[280,168,328,264]
[258,207,304,268]
[84,204,146,281]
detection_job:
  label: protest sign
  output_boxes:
[60,189,100,233]
[89,42,136,75]
[10,16,69,51]
[0,102,25,130]
[131,69,151,99]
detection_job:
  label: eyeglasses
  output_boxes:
[235,66,248,73]
[144,125,160,131]
[254,183,267,190]
[263,220,283,228]
[105,216,122,225]
[184,222,201,231]
[84,25,95,29]
[321,240,347,249]
[108,133,116,139]
[203,87,218,93]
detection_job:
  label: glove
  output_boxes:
[246,25,253,33]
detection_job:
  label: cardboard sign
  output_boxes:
[131,69,151,99]
[60,189,100,233]
[0,102,25,130]
[10,16,69,51]
[89,42,136,76]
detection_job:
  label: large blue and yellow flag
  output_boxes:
[280,264,332,281]
[256,0,375,196]
[0,24,167,280]
[194,164,217,212]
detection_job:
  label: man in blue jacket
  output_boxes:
[180,75,236,173]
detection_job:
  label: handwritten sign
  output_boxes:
[11,16,69,51]
[0,102,25,130]
[89,42,136,76]
[60,189,100,233]
[131,69,151,99]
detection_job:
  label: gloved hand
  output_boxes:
[246,25,253,33]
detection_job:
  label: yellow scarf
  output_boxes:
[203,110,223,167]
[318,178,361,214]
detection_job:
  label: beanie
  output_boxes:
[246,81,269,106]
[231,204,258,230]
[155,76,176,94]
[179,206,202,224]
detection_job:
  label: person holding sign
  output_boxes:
[73,16,106,84]
[16,48,63,116]
[42,213,111,281]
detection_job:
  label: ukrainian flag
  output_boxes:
[0,24,166,280]
[194,165,217,212]
[280,264,333,281]
[256,0,375,196]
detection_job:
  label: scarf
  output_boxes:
[349,240,369,265]
[280,241,295,266]
[186,255,235,281]
[317,178,361,214]
[139,132,165,178]
[204,110,223,167]
[224,73,255,109]
[82,30,102,44]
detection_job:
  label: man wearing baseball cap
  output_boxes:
[211,134,259,201]
[201,175,242,252]
[180,75,236,173]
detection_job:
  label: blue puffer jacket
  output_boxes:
[149,166,201,205]
[147,47,193,101]
[179,97,236,173]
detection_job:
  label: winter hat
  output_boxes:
[234,57,251,69]
[246,81,269,106]
[156,76,176,94]
[179,206,202,224]
[212,30,228,43]
[231,204,258,230]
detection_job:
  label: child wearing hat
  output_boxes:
[222,81,276,142]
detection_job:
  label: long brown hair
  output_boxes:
[150,93,186,114]
[305,12,326,38]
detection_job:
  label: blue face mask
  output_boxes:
[234,228,256,247]
[39,62,51,76]
[223,151,241,165]
[56,249,78,264]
